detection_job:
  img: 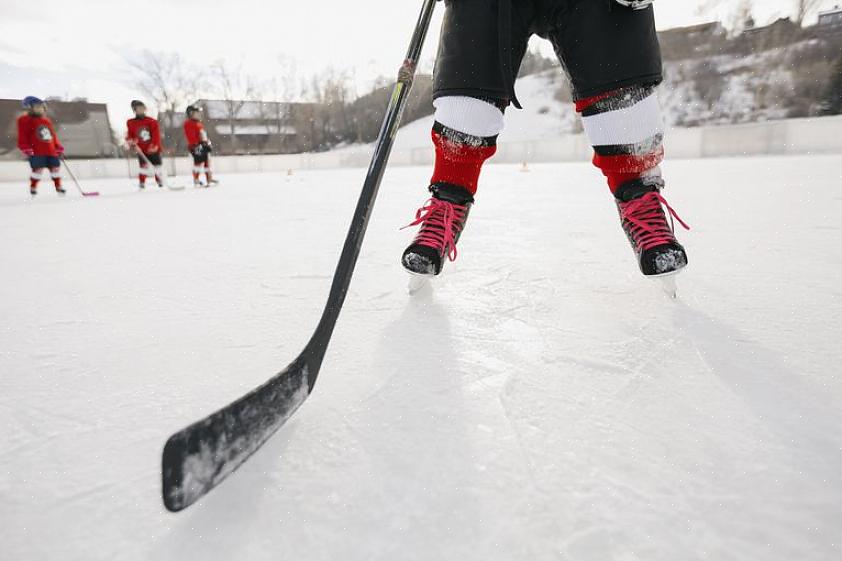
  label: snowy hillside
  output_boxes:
[2,155,841,560]
[393,37,837,148]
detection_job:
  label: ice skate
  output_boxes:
[615,178,690,294]
[401,183,474,290]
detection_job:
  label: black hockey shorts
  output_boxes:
[433,0,663,105]
[190,144,210,164]
[138,152,162,166]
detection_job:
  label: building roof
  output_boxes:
[195,99,313,121]
[659,21,726,37]
[819,5,842,16]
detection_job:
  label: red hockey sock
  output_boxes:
[576,85,665,194]
[430,122,498,195]
[30,168,43,190]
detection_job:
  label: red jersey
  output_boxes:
[183,119,208,147]
[17,114,63,157]
[126,116,162,153]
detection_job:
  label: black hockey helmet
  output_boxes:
[186,104,201,117]
[131,99,146,110]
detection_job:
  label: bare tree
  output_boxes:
[211,59,257,154]
[254,56,300,153]
[794,0,824,26]
[304,68,354,149]
[729,0,755,34]
[126,50,207,155]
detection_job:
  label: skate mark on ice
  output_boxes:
[673,304,842,471]
[286,274,332,281]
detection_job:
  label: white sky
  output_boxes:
[0,0,837,132]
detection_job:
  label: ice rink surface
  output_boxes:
[1,155,841,561]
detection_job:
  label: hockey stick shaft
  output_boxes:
[161,0,437,512]
[60,156,99,197]
[305,0,437,379]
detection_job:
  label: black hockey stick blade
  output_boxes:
[161,0,438,512]
[162,353,312,512]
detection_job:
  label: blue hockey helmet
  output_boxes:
[21,96,45,109]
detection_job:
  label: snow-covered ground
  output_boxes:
[1,155,841,561]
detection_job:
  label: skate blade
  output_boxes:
[652,271,681,299]
[407,273,432,295]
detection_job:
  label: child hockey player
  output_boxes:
[402,0,690,288]
[17,96,66,197]
[126,100,164,189]
[183,105,217,187]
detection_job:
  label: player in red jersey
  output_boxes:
[126,100,164,189]
[17,96,66,197]
[183,105,217,187]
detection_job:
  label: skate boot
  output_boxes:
[30,187,37,197]
[615,178,690,278]
[55,186,66,195]
[402,183,474,277]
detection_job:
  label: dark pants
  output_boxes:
[190,144,211,165]
[29,155,61,169]
[433,0,663,104]
[137,152,162,166]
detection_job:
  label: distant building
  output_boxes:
[190,99,318,155]
[741,17,801,48]
[0,98,117,160]
[658,22,727,60]
[817,6,842,27]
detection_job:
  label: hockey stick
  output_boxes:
[60,156,100,197]
[161,0,438,512]
[133,146,185,190]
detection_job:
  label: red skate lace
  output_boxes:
[620,191,690,252]
[402,197,468,262]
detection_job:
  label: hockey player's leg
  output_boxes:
[192,157,203,187]
[138,158,149,189]
[204,159,218,185]
[49,166,65,194]
[29,168,43,196]
[401,96,502,278]
[559,1,689,281]
[576,87,688,278]
[402,0,528,281]
[148,153,165,187]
